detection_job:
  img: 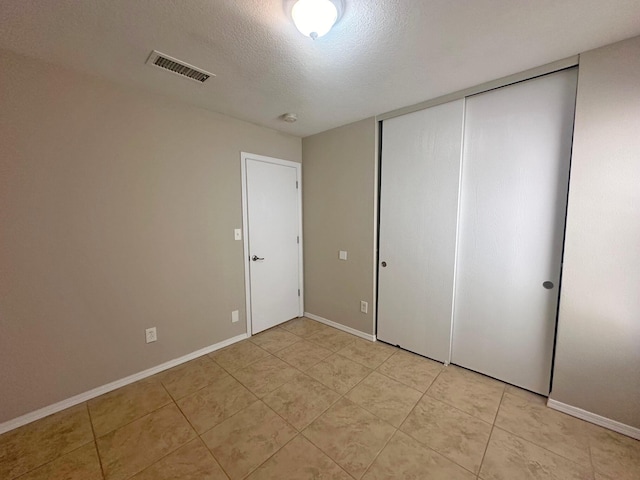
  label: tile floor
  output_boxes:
[1,317,639,480]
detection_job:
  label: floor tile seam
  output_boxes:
[208,343,273,374]
[197,432,234,480]
[90,396,175,440]
[299,424,392,480]
[196,396,263,438]
[366,368,428,397]
[476,388,505,477]
[359,425,398,480]
[373,358,444,392]
[160,368,240,404]
[489,425,597,473]
[8,428,99,480]
[333,349,390,370]
[107,400,199,480]
[248,336,304,355]
[86,401,107,480]
[421,390,495,427]
[394,425,480,477]
[236,424,300,480]
[273,347,333,372]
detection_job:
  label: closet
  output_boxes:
[377,68,578,395]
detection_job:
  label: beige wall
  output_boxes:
[302,118,377,334]
[0,49,301,423]
[551,36,640,429]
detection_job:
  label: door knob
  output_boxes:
[381,261,387,267]
[542,281,554,289]
[252,255,264,261]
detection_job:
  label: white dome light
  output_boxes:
[291,0,339,40]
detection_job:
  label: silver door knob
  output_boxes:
[542,281,554,289]
[252,255,264,261]
[381,261,387,267]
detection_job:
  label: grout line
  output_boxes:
[86,402,107,480]
[477,387,505,475]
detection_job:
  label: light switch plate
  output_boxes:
[231,310,239,323]
[234,229,242,241]
[339,250,348,260]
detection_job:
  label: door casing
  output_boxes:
[240,152,304,336]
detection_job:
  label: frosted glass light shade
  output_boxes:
[291,0,338,39]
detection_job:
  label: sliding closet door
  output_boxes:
[378,100,463,362]
[452,69,578,394]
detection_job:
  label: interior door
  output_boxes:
[452,69,578,394]
[378,99,464,362]
[244,155,301,334]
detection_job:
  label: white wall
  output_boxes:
[551,35,640,429]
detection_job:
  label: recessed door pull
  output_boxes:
[543,281,554,289]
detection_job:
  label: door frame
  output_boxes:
[240,152,304,336]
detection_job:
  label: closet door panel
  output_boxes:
[378,99,463,362]
[452,69,578,394]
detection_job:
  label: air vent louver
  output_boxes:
[146,50,215,83]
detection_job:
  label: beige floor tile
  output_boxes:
[505,384,544,401]
[346,371,422,427]
[130,438,228,480]
[588,426,640,480]
[362,430,476,480]
[495,392,591,465]
[306,329,358,352]
[428,365,505,423]
[88,377,172,436]
[176,374,257,434]
[0,404,93,480]
[302,398,396,479]
[479,427,593,480]
[400,394,491,474]
[157,356,228,400]
[15,443,102,480]
[233,355,300,398]
[246,435,351,480]
[337,339,397,369]
[201,401,297,480]
[209,340,271,373]
[96,403,196,480]
[263,373,341,430]
[307,354,372,395]
[377,350,443,392]
[250,327,301,353]
[275,340,333,371]
[280,317,330,338]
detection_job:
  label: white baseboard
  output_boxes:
[547,398,640,440]
[0,333,248,435]
[304,312,376,342]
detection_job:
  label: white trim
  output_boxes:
[372,119,379,338]
[547,399,640,440]
[0,333,247,435]
[240,153,304,336]
[304,312,376,342]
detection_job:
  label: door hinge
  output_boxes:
[297,236,299,244]
[296,181,299,189]
[298,289,300,296]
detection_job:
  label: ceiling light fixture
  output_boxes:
[291,0,343,40]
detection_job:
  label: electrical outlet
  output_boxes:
[339,250,348,260]
[231,310,239,323]
[360,301,368,314]
[234,229,242,241]
[145,327,157,343]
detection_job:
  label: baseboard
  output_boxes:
[547,398,640,440]
[304,312,376,342]
[0,333,248,435]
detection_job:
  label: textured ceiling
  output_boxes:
[1,0,640,137]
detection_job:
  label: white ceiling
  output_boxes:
[1,0,640,137]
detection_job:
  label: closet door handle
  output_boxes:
[542,281,554,289]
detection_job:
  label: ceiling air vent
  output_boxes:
[146,50,215,83]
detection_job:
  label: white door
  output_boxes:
[242,154,302,334]
[378,100,464,362]
[452,69,578,394]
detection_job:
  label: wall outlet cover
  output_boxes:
[231,310,239,323]
[360,301,368,314]
[339,250,348,260]
[145,327,157,343]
